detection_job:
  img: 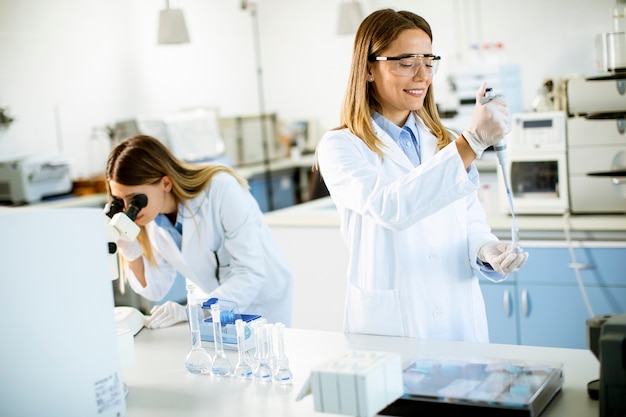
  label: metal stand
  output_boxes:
[242,1,274,211]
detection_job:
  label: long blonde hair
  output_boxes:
[338,9,453,156]
[106,134,248,264]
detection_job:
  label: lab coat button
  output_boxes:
[429,253,437,260]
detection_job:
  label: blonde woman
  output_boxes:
[316,9,527,342]
[106,135,292,328]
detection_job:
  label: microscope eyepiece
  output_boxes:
[105,198,124,218]
[125,194,148,221]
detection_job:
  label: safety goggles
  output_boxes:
[368,54,441,77]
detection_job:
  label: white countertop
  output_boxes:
[123,324,600,417]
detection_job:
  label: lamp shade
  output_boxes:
[338,1,364,35]
[158,8,190,44]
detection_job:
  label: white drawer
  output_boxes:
[567,76,626,115]
[567,116,626,146]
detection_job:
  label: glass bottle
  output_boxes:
[272,322,293,384]
[210,303,232,376]
[252,320,272,382]
[233,319,253,379]
[184,286,212,374]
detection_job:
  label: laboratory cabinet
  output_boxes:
[248,168,297,212]
[481,242,626,349]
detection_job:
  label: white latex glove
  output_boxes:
[145,301,188,329]
[116,238,142,262]
[463,82,511,159]
[478,241,529,276]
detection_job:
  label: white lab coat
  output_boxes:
[316,115,501,342]
[127,172,293,325]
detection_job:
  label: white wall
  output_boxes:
[0,0,615,178]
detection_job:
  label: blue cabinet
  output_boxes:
[481,243,626,348]
[481,281,518,344]
[249,169,297,212]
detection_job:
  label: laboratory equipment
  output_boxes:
[501,111,569,215]
[381,357,563,417]
[252,320,273,382]
[113,306,145,336]
[2,208,126,416]
[210,303,233,376]
[586,313,626,417]
[272,322,293,384]
[565,76,626,214]
[0,154,73,204]
[233,319,254,379]
[184,285,212,375]
[296,351,403,417]
[595,3,626,74]
[105,194,148,280]
[200,298,260,350]
[482,88,522,254]
[265,322,277,369]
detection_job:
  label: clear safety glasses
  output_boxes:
[369,54,441,77]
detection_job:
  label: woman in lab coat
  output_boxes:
[316,9,528,342]
[106,135,293,328]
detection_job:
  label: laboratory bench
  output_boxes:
[122,324,601,417]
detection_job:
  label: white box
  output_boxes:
[297,351,403,417]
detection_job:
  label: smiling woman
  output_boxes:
[314,8,528,343]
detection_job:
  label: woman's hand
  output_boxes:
[145,301,188,329]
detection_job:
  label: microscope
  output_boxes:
[104,194,148,280]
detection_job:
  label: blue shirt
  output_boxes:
[155,212,183,250]
[372,112,421,166]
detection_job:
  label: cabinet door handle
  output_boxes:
[567,262,596,270]
[521,288,529,317]
[503,289,512,317]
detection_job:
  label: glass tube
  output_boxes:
[252,320,272,382]
[210,304,232,376]
[184,302,212,375]
[272,322,292,384]
[233,319,253,379]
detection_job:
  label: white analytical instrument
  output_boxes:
[0,154,72,204]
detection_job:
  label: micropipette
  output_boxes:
[482,88,522,255]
